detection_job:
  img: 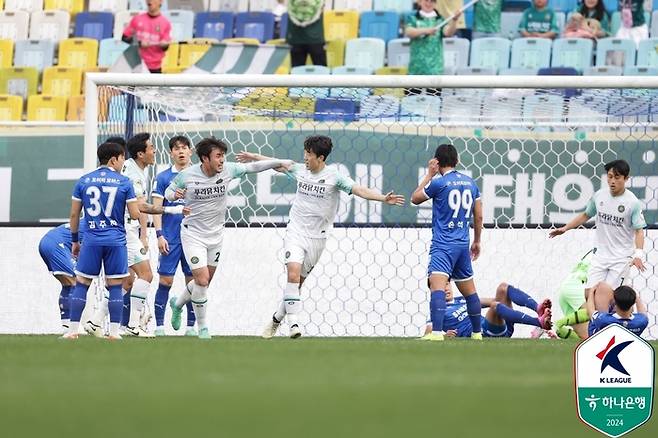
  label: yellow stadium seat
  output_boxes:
[0,0,3,9]
[0,40,14,69]
[162,66,186,74]
[43,66,83,97]
[222,38,260,45]
[58,38,99,70]
[325,39,346,68]
[66,95,84,121]
[376,66,408,75]
[27,94,67,121]
[0,67,38,99]
[44,0,84,16]
[178,39,216,69]
[162,42,180,70]
[323,11,359,41]
[266,39,286,46]
[0,94,23,121]
[373,66,408,96]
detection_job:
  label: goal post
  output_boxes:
[83,73,657,338]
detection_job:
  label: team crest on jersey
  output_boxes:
[618,205,625,213]
[216,179,223,184]
[318,179,325,183]
[191,256,199,264]
[285,251,291,259]
[100,171,106,176]
[140,248,147,255]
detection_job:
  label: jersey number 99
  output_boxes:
[448,188,473,218]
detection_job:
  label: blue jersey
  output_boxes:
[589,311,649,337]
[44,221,86,248]
[424,170,481,247]
[442,297,473,337]
[72,166,136,246]
[152,166,186,244]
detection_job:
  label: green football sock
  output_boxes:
[556,325,581,340]
[556,308,590,328]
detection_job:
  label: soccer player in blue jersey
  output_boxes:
[411,144,484,341]
[151,135,196,336]
[587,285,648,337]
[62,142,141,340]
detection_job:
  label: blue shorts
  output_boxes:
[158,242,192,277]
[76,244,129,279]
[38,236,75,277]
[482,316,514,338]
[427,245,473,281]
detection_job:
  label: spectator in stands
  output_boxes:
[577,0,610,38]
[122,0,171,73]
[437,0,469,38]
[562,12,600,38]
[518,0,559,39]
[287,0,326,67]
[472,0,503,39]
[616,0,648,45]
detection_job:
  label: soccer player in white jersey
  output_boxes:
[237,135,405,339]
[165,137,293,339]
[549,159,647,313]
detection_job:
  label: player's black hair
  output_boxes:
[604,160,630,178]
[196,137,227,162]
[613,285,637,312]
[127,132,151,158]
[169,135,191,150]
[434,144,459,168]
[304,135,333,162]
[105,136,126,148]
[97,142,125,165]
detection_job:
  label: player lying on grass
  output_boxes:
[423,282,552,338]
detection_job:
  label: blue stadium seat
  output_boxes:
[482,95,523,122]
[399,95,441,122]
[500,11,522,39]
[359,95,399,121]
[584,65,623,75]
[523,93,564,125]
[165,9,195,41]
[372,0,413,13]
[314,97,357,122]
[653,11,658,37]
[289,65,330,98]
[595,37,636,67]
[345,37,386,71]
[331,66,372,100]
[499,67,538,75]
[74,12,114,40]
[510,37,551,69]
[537,67,580,98]
[636,38,658,66]
[624,65,658,75]
[235,11,275,42]
[441,95,483,123]
[443,38,470,75]
[279,12,287,39]
[551,38,593,72]
[358,11,399,43]
[469,37,511,72]
[455,66,497,75]
[551,0,578,12]
[387,37,409,67]
[108,94,151,123]
[98,38,129,68]
[602,0,616,13]
[13,39,55,72]
[195,12,234,40]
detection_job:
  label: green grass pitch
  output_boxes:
[1,336,656,438]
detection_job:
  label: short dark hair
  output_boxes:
[304,135,333,161]
[97,142,125,165]
[169,135,191,150]
[105,136,126,148]
[195,137,227,162]
[613,285,637,312]
[604,160,630,178]
[434,144,459,168]
[127,132,151,158]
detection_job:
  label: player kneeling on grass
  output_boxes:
[237,135,405,339]
[424,282,552,338]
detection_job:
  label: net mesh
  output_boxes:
[95,82,658,338]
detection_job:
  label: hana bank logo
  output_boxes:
[597,336,633,383]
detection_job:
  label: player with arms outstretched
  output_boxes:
[238,135,405,339]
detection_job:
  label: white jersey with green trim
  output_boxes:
[167,162,247,236]
[286,163,355,238]
[584,188,647,263]
[122,158,148,232]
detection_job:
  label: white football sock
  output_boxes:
[109,322,120,337]
[283,282,301,326]
[91,291,109,325]
[273,300,286,323]
[128,278,149,328]
[191,283,208,330]
[175,280,194,308]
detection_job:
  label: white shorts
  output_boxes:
[181,225,224,270]
[284,231,326,278]
[126,227,150,267]
[585,257,632,289]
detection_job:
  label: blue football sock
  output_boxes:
[186,301,196,327]
[495,303,540,327]
[69,282,90,323]
[154,284,171,326]
[506,285,538,312]
[107,285,123,323]
[59,285,72,321]
[430,290,446,332]
[121,291,131,326]
[465,293,482,333]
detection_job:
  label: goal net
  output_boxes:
[86,74,657,339]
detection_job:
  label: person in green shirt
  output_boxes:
[616,0,648,45]
[578,0,610,38]
[473,0,503,39]
[518,0,559,39]
[287,0,326,67]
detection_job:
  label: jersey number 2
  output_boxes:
[86,186,118,218]
[448,188,473,218]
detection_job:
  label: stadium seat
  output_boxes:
[358,11,399,43]
[0,11,30,40]
[359,95,399,121]
[107,93,151,122]
[0,94,23,121]
[161,42,180,69]
[584,65,624,75]
[279,12,287,39]
[289,65,330,99]
[162,65,186,73]
[4,0,44,12]
[43,0,84,16]
[27,94,67,120]
[325,38,346,67]
[98,38,129,68]
[324,10,359,41]
[387,37,409,67]
[88,0,129,13]
[636,38,658,66]
[502,0,531,11]
[235,11,275,42]
[610,11,651,35]
[595,38,636,67]
[555,11,566,34]
[178,38,215,68]
[523,93,564,125]
[441,95,482,123]
[602,0,616,13]
[344,37,386,71]
[330,66,371,100]
[66,94,84,120]
[567,95,608,125]
[248,0,278,11]
[372,0,413,13]
[74,12,114,40]
[373,66,406,97]
[29,10,69,41]
[652,11,658,38]
[165,9,195,41]
[375,66,406,75]
[0,39,13,68]
[314,97,358,122]
[333,0,373,11]
[114,10,141,39]
[443,37,470,75]
[195,12,234,40]
[42,66,83,97]
[551,38,593,72]
[469,37,511,72]
[510,37,551,69]
[222,37,259,44]
[13,39,55,71]
[208,0,248,13]
[455,66,497,75]
[58,38,99,69]
[481,95,523,123]
[499,67,538,75]
[399,94,441,122]
[624,65,658,75]
[500,11,522,39]
[169,0,206,12]
[0,67,38,99]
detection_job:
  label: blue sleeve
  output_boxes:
[423,177,443,199]
[152,173,166,198]
[72,179,83,201]
[471,179,481,200]
[635,314,649,332]
[590,311,605,330]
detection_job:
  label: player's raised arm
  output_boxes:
[411,158,439,205]
[235,152,293,173]
[351,185,405,205]
[549,213,591,238]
